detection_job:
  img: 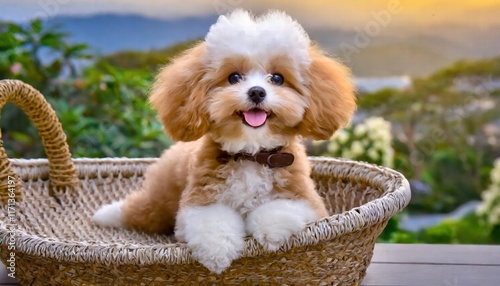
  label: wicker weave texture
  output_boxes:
[0,158,408,285]
[0,80,411,285]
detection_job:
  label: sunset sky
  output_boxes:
[2,0,500,29]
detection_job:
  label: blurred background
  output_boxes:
[1,0,499,244]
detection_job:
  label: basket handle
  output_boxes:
[0,79,79,203]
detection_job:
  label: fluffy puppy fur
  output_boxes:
[93,10,356,274]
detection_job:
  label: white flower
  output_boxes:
[491,161,500,184]
[361,139,370,148]
[324,116,394,166]
[328,141,340,154]
[370,127,391,143]
[492,172,500,185]
[334,130,350,144]
[477,203,488,215]
[481,187,495,203]
[365,118,392,145]
[382,148,394,168]
[372,140,385,151]
[350,141,364,157]
[478,158,500,226]
[489,206,500,225]
[354,124,367,137]
[367,149,379,161]
[365,117,388,130]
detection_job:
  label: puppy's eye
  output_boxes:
[270,73,284,86]
[228,73,243,84]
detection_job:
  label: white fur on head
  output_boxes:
[205,10,311,73]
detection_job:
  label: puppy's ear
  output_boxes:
[150,43,209,142]
[298,47,356,140]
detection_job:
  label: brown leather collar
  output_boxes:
[217,147,294,168]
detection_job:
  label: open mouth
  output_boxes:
[237,108,271,128]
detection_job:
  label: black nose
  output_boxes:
[248,86,266,104]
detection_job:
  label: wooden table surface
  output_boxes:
[1,244,499,285]
[362,244,500,286]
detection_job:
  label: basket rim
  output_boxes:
[1,157,410,266]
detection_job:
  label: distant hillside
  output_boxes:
[96,40,200,72]
[348,43,454,77]
[43,14,500,77]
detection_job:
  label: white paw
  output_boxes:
[189,232,244,274]
[175,204,245,274]
[93,201,124,228]
[246,199,318,251]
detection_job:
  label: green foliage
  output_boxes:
[430,57,500,82]
[378,215,416,243]
[51,39,199,158]
[490,225,500,244]
[359,56,500,213]
[420,214,492,244]
[420,220,456,243]
[1,19,171,159]
[410,149,489,213]
[46,64,171,158]
[0,19,87,92]
[379,213,494,244]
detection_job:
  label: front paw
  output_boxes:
[188,233,244,274]
[246,199,318,251]
[175,204,245,274]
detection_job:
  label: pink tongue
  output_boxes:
[243,109,267,127]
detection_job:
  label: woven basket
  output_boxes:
[0,80,411,286]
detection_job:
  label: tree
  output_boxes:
[60,42,92,78]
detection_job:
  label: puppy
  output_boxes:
[93,10,356,274]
